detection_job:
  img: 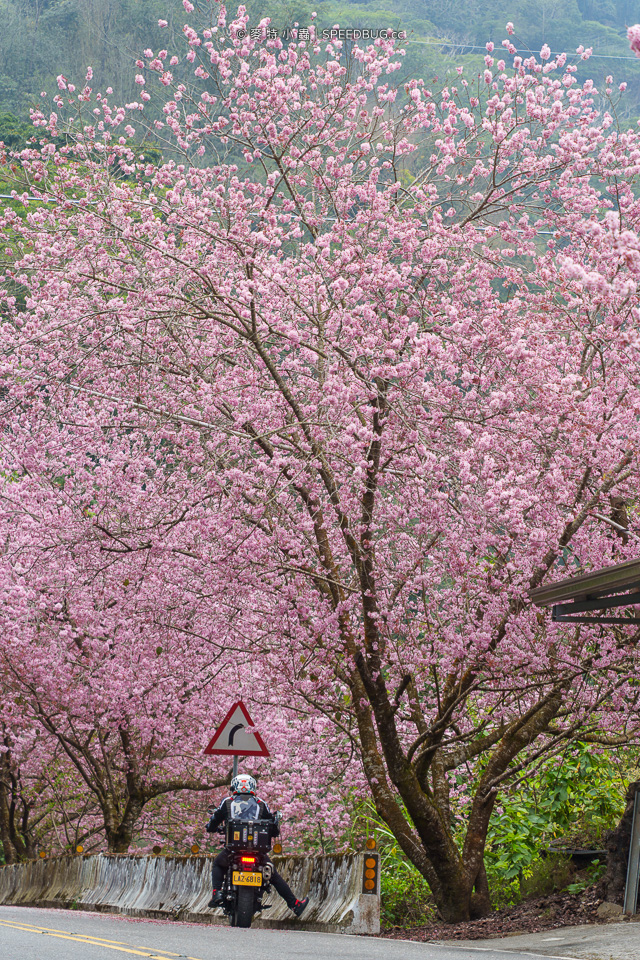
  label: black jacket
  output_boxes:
[206,795,280,837]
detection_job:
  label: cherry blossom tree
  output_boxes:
[0,433,355,854]
[0,509,236,853]
[0,720,108,862]
[3,2,640,919]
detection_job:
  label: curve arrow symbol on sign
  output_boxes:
[228,723,244,746]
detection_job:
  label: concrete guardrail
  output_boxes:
[0,851,380,934]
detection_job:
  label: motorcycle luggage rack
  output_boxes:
[226,818,272,853]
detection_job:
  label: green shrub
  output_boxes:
[482,742,625,906]
[518,853,575,899]
[381,869,435,928]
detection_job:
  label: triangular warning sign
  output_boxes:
[203,701,270,757]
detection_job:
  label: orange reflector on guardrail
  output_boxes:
[362,850,378,894]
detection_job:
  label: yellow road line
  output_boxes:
[0,917,180,948]
[0,918,197,959]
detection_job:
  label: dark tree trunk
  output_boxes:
[470,861,492,918]
[107,828,136,854]
[602,780,640,905]
[0,745,31,863]
[103,792,144,854]
[0,778,18,864]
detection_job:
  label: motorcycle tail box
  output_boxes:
[226,818,272,853]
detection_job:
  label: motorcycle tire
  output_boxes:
[234,885,255,928]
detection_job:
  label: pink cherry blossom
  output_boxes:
[628,24,640,55]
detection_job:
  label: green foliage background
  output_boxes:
[484,742,625,905]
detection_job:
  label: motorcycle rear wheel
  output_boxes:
[233,885,256,928]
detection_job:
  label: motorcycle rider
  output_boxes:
[205,773,309,918]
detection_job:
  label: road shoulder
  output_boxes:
[456,920,640,959]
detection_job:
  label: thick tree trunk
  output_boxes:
[602,780,640,905]
[424,861,492,922]
[106,816,138,854]
[470,861,492,919]
[107,830,135,854]
[103,793,144,854]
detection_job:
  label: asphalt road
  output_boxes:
[0,905,615,960]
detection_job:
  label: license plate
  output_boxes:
[232,871,261,887]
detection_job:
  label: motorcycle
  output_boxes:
[215,797,281,928]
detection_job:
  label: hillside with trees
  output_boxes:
[2,0,640,128]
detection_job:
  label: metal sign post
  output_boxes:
[624,792,640,915]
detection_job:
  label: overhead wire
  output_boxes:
[403,35,640,63]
